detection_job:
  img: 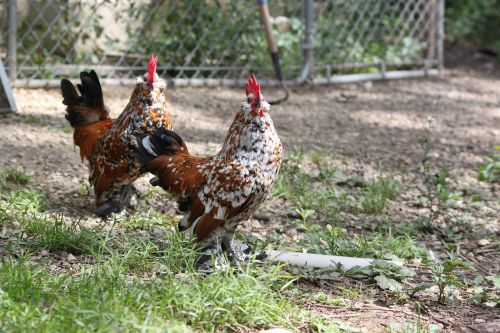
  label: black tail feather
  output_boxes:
[61,70,108,127]
[79,70,104,110]
[61,79,81,106]
[135,127,187,171]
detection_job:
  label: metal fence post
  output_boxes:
[7,0,17,83]
[425,0,436,72]
[437,0,445,71]
[296,0,314,84]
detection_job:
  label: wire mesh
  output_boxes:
[313,0,440,77]
[0,0,442,86]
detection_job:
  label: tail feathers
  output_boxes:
[135,127,188,171]
[61,70,108,127]
[61,79,81,106]
[78,70,104,110]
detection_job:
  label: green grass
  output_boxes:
[0,181,311,332]
[0,189,101,255]
[273,152,420,261]
[356,177,402,214]
[478,146,500,183]
[274,152,402,221]
[23,114,43,125]
[50,123,73,134]
[297,225,427,261]
[0,136,490,332]
[0,168,31,188]
[0,189,46,227]
[117,210,176,229]
[0,257,301,332]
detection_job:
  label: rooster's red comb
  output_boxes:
[245,74,261,101]
[147,54,158,83]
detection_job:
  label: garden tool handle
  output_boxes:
[257,0,289,104]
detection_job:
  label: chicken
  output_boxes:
[61,55,172,217]
[135,74,283,267]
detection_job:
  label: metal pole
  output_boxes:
[437,0,445,71]
[14,68,441,88]
[295,0,313,84]
[426,0,436,71]
[7,0,17,82]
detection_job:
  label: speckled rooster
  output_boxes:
[135,74,283,267]
[61,55,172,217]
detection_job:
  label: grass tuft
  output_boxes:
[274,152,402,222]
[0,256,301,332]
[0,168,31,189]
[297,225,427,260]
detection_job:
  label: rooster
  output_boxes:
[135,74,283,268]
[61,55,172,217]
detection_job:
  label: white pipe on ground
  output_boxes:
[265,250,400,270]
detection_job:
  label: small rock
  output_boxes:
[40,250,49,256]
[477,239,490,247]
[474,318,486,324]
[253,212,270,222]
[251,219,262,229]
[67,253,77,261]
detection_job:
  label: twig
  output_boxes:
[362,304,426,319]
[457,254,489,275]
[313,303,453,328]
[311,303,424,320]
[427,311,452,327]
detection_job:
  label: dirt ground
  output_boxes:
[0,47,499,332]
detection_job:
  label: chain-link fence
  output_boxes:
[0,0,444,87]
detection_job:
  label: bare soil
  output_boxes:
[0,47,499,332]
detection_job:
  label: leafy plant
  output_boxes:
[446,0,500,56]
[416,102,461,230]
[358,177,402,214]
[346,260,415,300]
[477,146,500,183]
[465,274,500,307]
[412,255,473,304]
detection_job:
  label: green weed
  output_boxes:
[50,123,73,133]
[416,104,461,230]
[0,189,99,255]
[23,114,42,124]
[1,168,30,186]
[275,152,401,223]
[465,274,500,307]
[412,255,473,304]
[299,225,427,261]
[478,146,500,183]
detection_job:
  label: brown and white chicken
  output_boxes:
[135,74,283,267]
[61,55,172,216]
